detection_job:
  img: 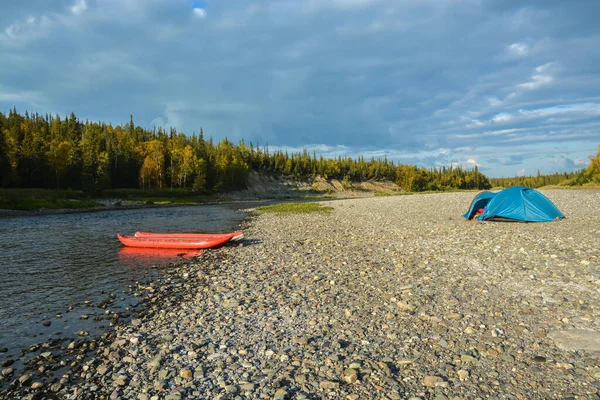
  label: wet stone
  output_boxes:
[3,191,597,399]
[18,374,32,386]
[50,383,62,392]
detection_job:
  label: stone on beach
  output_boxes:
[2,190,599,399]
[548,330,600,351]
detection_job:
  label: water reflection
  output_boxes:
[0,204,246,357]
[117,247,204,267]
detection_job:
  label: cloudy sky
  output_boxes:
[1,0,599,177]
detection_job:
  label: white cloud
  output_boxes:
[488,97,503,107]
[1,0,599,178]
[0,90,42,103]
[4,23,20,39]
[491,113,513,124]
[193,8,207,18]
[0,13,54,44]
[535,62,553,73]
[517,74,554,90]
[71,0,87,15]
[516,169,526,176]
[467,119,485,128]
[508,42,529,57]
[515,62,557,91]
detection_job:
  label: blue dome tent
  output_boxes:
[464,186,565,222]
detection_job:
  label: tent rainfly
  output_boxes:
[464,186,565,222]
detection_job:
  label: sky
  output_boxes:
[1,0,599,177]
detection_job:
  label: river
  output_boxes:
[0,204,248,363]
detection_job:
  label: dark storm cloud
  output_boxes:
[1,0,598,176]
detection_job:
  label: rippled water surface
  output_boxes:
[0,204,247,356]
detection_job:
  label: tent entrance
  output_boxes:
[466,198,492,219]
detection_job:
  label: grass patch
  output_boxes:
[256,202,334,214]
[0,188,90,200]
[301,195,330,200]
[101,189,218,204]
[0,197,102,211]
[0,188,102,210]
[0,188,224,211]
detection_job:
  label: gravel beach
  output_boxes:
[2,189,599,399]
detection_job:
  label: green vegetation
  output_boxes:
[0,188,219,211]
[1,109,596,202]
[256,202,334,214]
[0,189,102,210]
[101,189,217,204]
[490,145,600,188]
[0,109,491,197]
[490,171,580,188]
[564,145,600,186]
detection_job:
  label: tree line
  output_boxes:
[489,145,600,188]
[489,171,579,189]
[0,108,534,194]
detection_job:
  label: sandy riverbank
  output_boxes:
[2,190,599,399]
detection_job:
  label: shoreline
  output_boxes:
[0,193,357,220]
[1,190,599,399]
[0,201,227,220]
[2,185,597,220]
[0,198,274,220]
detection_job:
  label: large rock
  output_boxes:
[548,330,600,351]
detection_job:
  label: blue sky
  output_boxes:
[1,0,599,177]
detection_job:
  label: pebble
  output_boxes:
[486,348,499,357]
[461,354,476,363]
[319,381,340,390]
[225,384,238,393]
[2,190,598,399]
[422,375,444,387]
[343,368,359,383]
[114,376,128,386]
[18,374,31,385]
[179,369,193,379]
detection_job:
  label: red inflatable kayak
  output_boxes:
[117,233,234,249]
[135,230,244,241]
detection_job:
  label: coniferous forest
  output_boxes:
[0,109,493,193]
[0,109,598,194]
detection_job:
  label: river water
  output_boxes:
[0,204,248,361]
